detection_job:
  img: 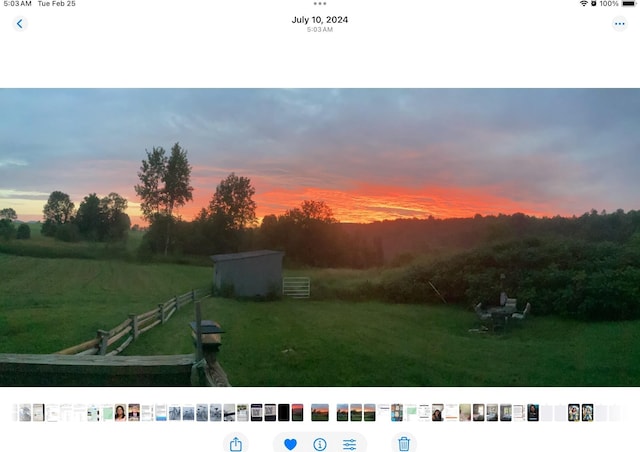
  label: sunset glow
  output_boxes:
[2,89,639,225]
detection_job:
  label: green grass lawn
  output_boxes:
[0,224,145,260]
[0,253,211,353]
[123,295,640,386]
[2,250,639,386]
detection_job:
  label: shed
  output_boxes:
[210,250,284,297]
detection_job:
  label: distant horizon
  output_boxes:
[2,89,639,226]
[9,207,636,228]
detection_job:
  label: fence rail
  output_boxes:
[54,288,209,357]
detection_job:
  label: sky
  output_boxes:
[1,89,639,225]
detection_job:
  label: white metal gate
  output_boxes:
[282,277,310,299]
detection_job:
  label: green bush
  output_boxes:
[55,223,80,242]
[0,219,15,240]
[41,219,57,237]
[16,223,31,240]
[381,237,640,321]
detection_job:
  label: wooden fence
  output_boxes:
[55,288,209,357]
[0,295,231,387]
[0,353,197,386]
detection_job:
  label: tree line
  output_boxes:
[134,143,384,267]
[7,140,639,279]
[381,233,640,321]
[0,208,31,240]
[37,191,131,243]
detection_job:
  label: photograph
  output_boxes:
[459,404,471,421]
[223,404,235,422]
[182,405,194,421]
[391,404,403,422]
[250,403,263,421]
[128,404,140,421]
[364,404,376,422]
[350,404,362,422]
[277,404,290,422]
[568,404,580,422]
[291,404,304,422]
[209,404,222,422]
[500,404,512,421]
[265,404,276,421]
[0,89,639,387]
[431,404,443,422]
[236,404,248,422]
[168,405,181,421]
[114,404,126,422]
[337,404,349,421]
[487,404,499,421]
[196,404,208,422]
[19,404,31,422]
[473,404,485,422]
[311,404,329,421]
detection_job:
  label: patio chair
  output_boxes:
[512,302,531,320]
[475,303,492,321]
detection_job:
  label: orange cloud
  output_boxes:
[253,183,565,224]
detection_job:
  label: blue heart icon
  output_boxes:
[284,438,297,450]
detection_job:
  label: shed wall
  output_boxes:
[213,253,283,297]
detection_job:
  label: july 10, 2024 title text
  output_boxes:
[292,15,349,33]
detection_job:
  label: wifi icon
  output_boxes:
[580,0,588,5]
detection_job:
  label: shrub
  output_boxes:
[55,223,80,242]
[0,219,15,240]
[41,219,57,237]
[16,223,31,240]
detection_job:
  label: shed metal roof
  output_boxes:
[210,250,284,263]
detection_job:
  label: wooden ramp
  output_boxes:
[0,353,196,386]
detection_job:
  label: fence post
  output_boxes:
[129,313,139,340]
[97,329,109,355]
[194,300,203,363]
[159,303,166,324]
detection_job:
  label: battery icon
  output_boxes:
[622,0,636,5]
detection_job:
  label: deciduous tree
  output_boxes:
[134,143,193,254]
[74,192,130,241]
[42,191,75,236]
[191,173,257,253]
[206,172,257,230]
[0,208,17,221]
